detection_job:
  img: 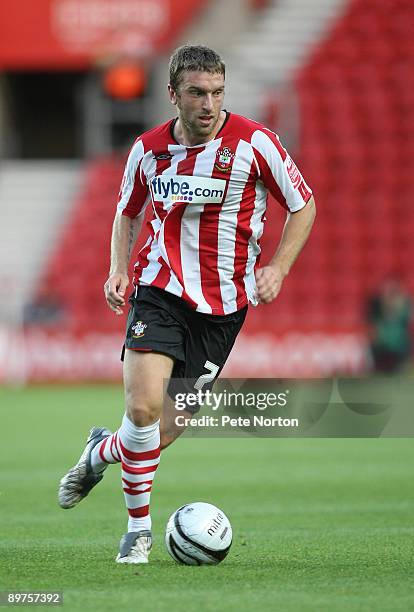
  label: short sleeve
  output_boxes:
[117,139,150,218]
[251,129,312,212]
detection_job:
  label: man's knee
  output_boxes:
[123,350,174,426]
[125,394,161,427]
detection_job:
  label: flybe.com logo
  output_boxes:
[150,175,225,204]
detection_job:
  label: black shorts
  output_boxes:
[122,285,247,412]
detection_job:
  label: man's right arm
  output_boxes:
[104,211,144,315]
[104,137,149,314]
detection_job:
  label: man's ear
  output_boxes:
[168,84,177,106]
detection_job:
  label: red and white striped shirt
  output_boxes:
[117,112,312,315]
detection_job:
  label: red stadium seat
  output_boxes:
[263,0,414,333]
[36,157,125,332]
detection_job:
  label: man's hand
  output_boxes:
[255,265,284,304]
[255,197,316,305]
[104,272,129,315]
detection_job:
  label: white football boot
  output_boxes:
[115,531,152,564]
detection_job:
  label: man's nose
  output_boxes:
[202,94,214,111]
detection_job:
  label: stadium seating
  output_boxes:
[36,157,127,333]
[263,0,414,332]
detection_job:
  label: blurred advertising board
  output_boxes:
[0,0,207,69]
[0,327,367,383]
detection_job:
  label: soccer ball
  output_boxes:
[165,501,232,565]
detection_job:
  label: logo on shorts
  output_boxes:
[132,321,147,338]
[214,146,235,172]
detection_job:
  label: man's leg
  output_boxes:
[58,354,188,510]
[159,396,193,450]
[111,350,174,563]
[59,350,175,563]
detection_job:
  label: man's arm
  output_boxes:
[104,211,144,315]
[255,196,316,304]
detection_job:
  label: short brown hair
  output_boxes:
[169,45,225,92]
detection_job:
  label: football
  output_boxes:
[165,502,233,565]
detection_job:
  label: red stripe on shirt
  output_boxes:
[161,202,197,307]
[198,202,224,312]
[197,137,235,313]
[135,221,157,284]
[233,160,258,305]
[176,146,201,175]
[253,147,289,211]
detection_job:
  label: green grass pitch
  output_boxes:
[1,385,413,611]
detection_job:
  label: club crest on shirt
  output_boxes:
[132,321,147,338]
[214,146,235,172]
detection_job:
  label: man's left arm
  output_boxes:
[255,196,316,304]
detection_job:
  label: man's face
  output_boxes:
[169,71,225,141]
